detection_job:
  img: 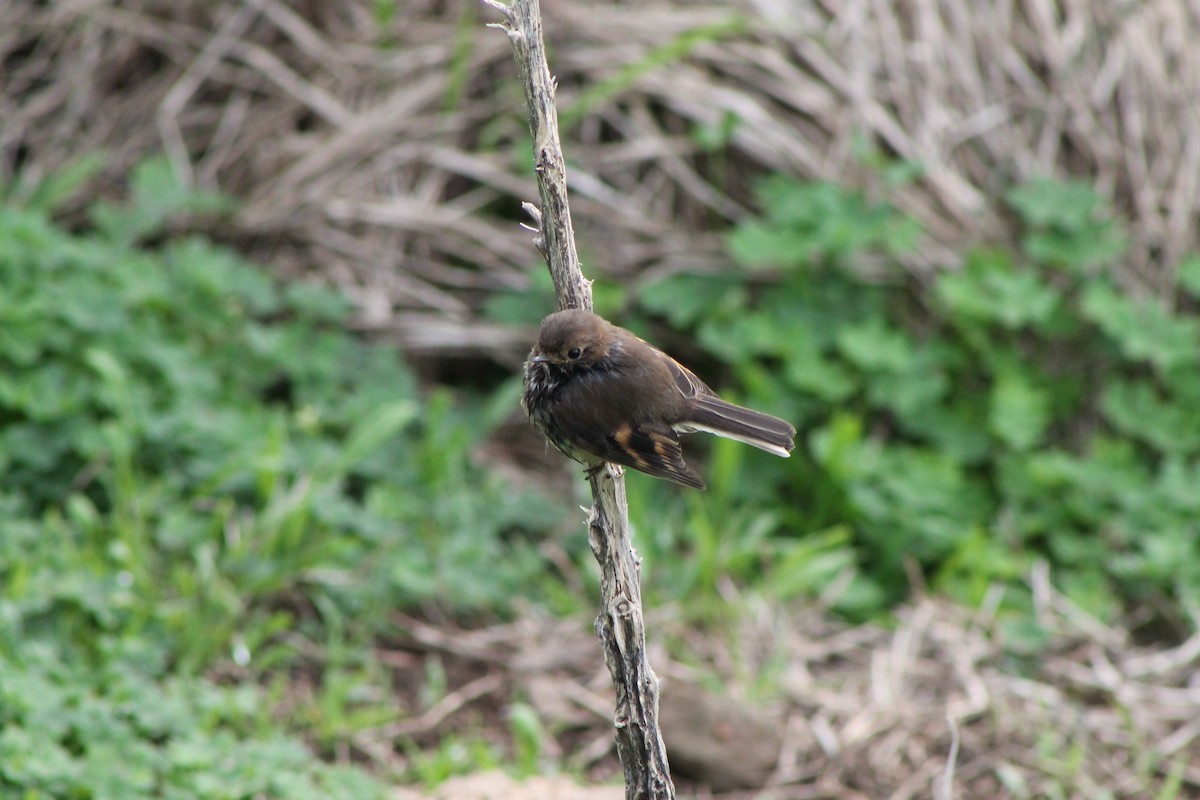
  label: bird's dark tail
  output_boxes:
[679,396,796,458]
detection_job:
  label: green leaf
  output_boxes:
[808,413,869,482]
[637,273,745,326]
[283,282,351,323]
[727,219,815,270]
[482,269,556,325]
[989,370,1050,450]
[1007,179,1105,230]
[89,155,232,243]
[731,177,922,269]
[936,249,1061,329]
[1177,255,1200,299]
[697,313,789,360]
[1007,178,1127,271]
[1057,570,1120,623]
[325,400,417,477]
[1100,380,1200,454]
[836,319,915,373]
[868,363,947,423]
[784,346,859,402]
[507,702,547,776]
[1025,224,1126,271]
[903,400,992,462]
[16,152,108,213]
[1081,282,1199,372]
[590,279,627,319]
[847,447,988,566]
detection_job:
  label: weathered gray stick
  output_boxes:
[482,1,675,797]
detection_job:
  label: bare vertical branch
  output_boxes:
[483,0,590,313]
[483,1,674,798]
[584,468,675,799]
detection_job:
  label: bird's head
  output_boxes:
[527,309,616,370]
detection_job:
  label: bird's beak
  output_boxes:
[529,354,550,364]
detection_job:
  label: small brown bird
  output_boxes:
[521,309,796,489]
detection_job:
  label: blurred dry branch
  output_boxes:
[3,0,1198,350]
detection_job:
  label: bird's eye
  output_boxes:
[567,347,582,359]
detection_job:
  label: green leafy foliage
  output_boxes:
[1007,179,1127,271]
[633,174,1200,628]
[0,646,387,800]
[1,161,572,652]
[0,157,575,795]
[727,177,920,271]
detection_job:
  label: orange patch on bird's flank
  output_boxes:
[613,423,649,469]
[613,423,633,448]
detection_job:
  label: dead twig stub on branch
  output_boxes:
[482,1,675,798]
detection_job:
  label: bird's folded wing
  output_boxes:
[600,421,706,489]
[660,351,716,400]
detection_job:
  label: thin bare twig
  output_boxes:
[484,1,674,798]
